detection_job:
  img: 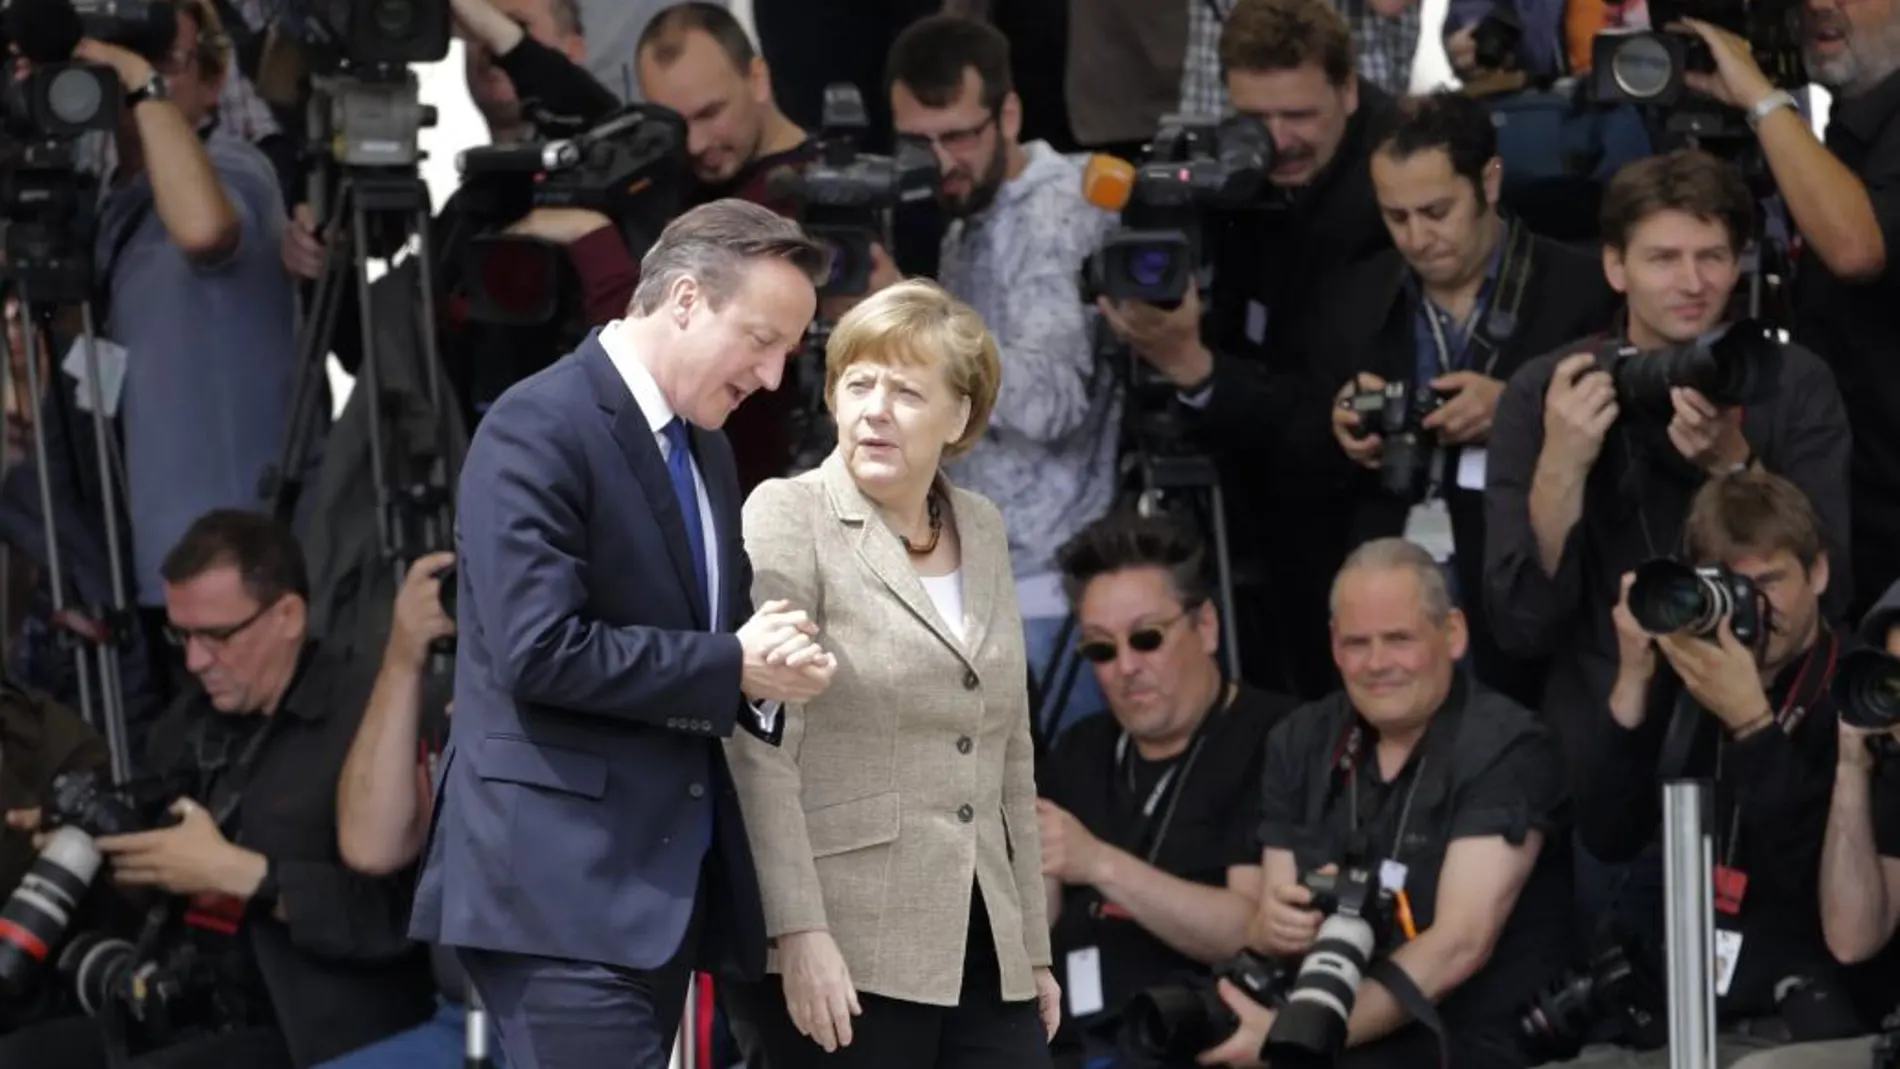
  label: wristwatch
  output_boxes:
[1746,90,1797,132]
[124,71,168,109]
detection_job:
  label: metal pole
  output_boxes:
[463,982,489,1069]
[670,975,699,1069]
[1663,779,1717,1069]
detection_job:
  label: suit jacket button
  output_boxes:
[689,783,706,799]
[957,804,974,823]
[962,669,979,691]
[956,736,972,754]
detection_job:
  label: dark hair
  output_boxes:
[629,199,829,315]
[1376,91,1498,197]
[1600,149,1755,253]
[1057,512,1213,611]
[159,509,310,606]
[1683,469,1824,571]
[637,1,757,71]
[885,14,1014,114]
[1220,0,1355,87]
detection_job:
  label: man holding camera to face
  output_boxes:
[1483,149,1852,787]
[1572,471,1867,1066]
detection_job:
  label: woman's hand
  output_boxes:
[1033,966,1061,1039]
[778,929,861,1052]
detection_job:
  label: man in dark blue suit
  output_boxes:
[409,199,839,1069]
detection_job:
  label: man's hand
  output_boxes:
[1656,618,1772,734]
[1036,799,1107,886]
[5,807,49,852]
[1612,571,1659,683]
[1248,880,1322,958]
[388,551,457,669]
[1097,290,1213,388]
[1196,978,1277,1066]
[1424,370,1506,445]
[778,930,861,1052]
[737,600,835,704]
[504,208,614,245]
[1445,24,1479,76]
[1541,352,1618,474]
[1667,387,1750,474]
[282,204,326,281]
[72,38,154,92]
[1332,374,1386,470]
[97,799,266,898]
[1033,966,1061,1039]
[1677,18,1777,112]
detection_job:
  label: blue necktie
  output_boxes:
[663,418,710,623]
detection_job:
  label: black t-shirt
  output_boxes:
[1257,677,1573,1069]
[1040,682,1296,1040]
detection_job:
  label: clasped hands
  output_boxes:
[737,599,837,704]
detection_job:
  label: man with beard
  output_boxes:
[1675,5,1900,622]
[880,14,1120,738]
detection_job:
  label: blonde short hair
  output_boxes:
[824,279,1000,460]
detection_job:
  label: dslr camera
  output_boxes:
[1591,0,1803,113]
[773,83,939,298]
[1344,380,1448,500]
[1835,649,1900,733]
[1119,952,1289,1065]
[1080,114,1272,309]
[1627,558,1767,647]
[1262,855,1396,1068]
[1593,318,1783,421]
[1519,927,1667,1062]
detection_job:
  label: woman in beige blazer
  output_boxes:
[721,280,1059,1068]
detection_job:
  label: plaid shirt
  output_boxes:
[1180,0,1421,117]
[212,0,279,142]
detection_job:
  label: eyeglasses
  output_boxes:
[162,598,277,650]
[900,113,996,154]
[1076,610,1193,664]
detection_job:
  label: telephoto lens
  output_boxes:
[1262,912,1379,1068]
[1605,319,1783,417]
[1626,559,1763,645]
[1119,981,1239,1064]
[1835,649,1900,732]
[0,827,104,991]
[56,931,136,1017]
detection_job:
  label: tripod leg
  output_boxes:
[350,192,398,580]
[75,303,134,784]
[271,182,355,522]
[1207,483,1242,683]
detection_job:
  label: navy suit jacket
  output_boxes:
[410,330,770,978]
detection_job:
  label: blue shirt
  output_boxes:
[1410,237,1509,394]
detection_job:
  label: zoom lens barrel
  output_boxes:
[1263,913,1376,1069]
[1628,560,1729,637]
[0,827,103,991]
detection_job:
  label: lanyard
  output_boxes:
[1110,684,1231,864]
[1420,218,1531,380]
[1337,721,1429,866]
[1713,627,1840,871]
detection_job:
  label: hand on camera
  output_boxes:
[1423,370,1504,445]
[1096,291,1213,388]
[738,600,836,704]
[389,551,457,670]
[1036,798,1106,886]
[1666,387,1750,475]
[504,207,614,245]
[1612,571,1659,677]
[71,39,153,93]
[282,204,326,282]
[1196,979,1277,1066]
[1332,374,1386,469]
[778,929,861,1052]
[1675,19,1777,112]
[4,807,49,852]
[1445,24,1479,76]
[1542,353,1618,473]
[1250,879,1323,958]
[97,799,264,899]
[1656,618,1773,735]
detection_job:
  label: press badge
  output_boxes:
[1403,499,1455,563]
[1245,300,1268,345]
[1066,946,1105,1017]
[62,336,128,418]
[1713,929,1743,998]
[1379,859,1410,894]
[1456,448,1489,491]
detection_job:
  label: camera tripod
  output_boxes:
[2,278,136,785]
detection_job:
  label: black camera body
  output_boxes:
[1519,927,1666,1061]
[1080,114,1272,310]
[1118,951,1289,1065]
[1591,0,1804,112]
[1345,380,1447,500]
[290,0,450,69]
[45,769,171,839]
[775,84,938,298]
[1593,318,1783,421]
[1628,558,1767,648]
[1836,648,1900,732]
[1261,856,1392,1068]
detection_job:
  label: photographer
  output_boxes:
[1672,9,1900,618]
[0,511,431,1069]
[882,14,1119,734]
[1034,514,1295,1065]
[1098,0,1397,697]
[1202,538,1571,1069]
[1578,472,1864,1064]
[1483,149,1852,782]
[79,2,297,680]
[1322,90,1616,707]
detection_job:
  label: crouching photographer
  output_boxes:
[1569,471,1866,1067]
[0,511,432,1068]
[1194,538,1572,1069]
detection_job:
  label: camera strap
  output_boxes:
[1420,216,1533,381]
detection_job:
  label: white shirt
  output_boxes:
[919,569,967,643]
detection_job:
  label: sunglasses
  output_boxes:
[1076,610,1193,664]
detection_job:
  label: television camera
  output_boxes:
[1591,1,1804,128]
[1627,558,1768,648]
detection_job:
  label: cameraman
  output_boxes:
[1483,149,1852,783]
[0,511,431,1069]
[1098,0,1398,697]
[1670,10,1900,618]
[1323,90,1616,707]
[1202,538,1571,1069]
[1579,472,1864,1064]
[1034,514,1296,1065]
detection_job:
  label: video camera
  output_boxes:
[1079,114,1272,309]
[1591,0,1804,115]
[1592,318,1783,421]
[1345,380,1448,500]
[459,103,689,328]
[1118,952,1289,1065]
[771,83,939,298]
[1628,558,1768,647]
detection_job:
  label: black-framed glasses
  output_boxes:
[900,113,997,155]
[162,598,278,649]
[1077,610,1193,664]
